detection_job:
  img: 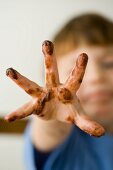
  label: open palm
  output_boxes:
[5,40,105,137]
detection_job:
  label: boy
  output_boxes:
[5,13,113,170]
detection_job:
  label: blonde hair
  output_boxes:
[53,13,113,57]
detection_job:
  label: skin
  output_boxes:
[5,41,106,151]
[57,45,113,133]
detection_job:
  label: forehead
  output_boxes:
[57,45,113,64]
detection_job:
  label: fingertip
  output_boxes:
[4,115,17,122]
[6,68,13,76]
[4,116,10,122]
[80,53,88,60]
[42,40,54,55]
[94,126,105,137]
[6,68,18,80]
[77,53,88,67]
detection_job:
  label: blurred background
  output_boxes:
[0,0,113,169]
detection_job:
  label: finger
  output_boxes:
[71,98,105,137]
[65,53,88,92]
[42,40,60,87]
[6,68,43,97]
[4,101,34,122]
[74,114,105,137]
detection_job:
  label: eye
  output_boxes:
[101,61,113,69]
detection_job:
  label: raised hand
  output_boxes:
[5,40,105,137]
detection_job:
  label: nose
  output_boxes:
[83,60,104,85]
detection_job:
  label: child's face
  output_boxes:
[57,45,113,127]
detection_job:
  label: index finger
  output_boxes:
[65,53,88,92]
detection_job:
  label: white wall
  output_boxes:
[0,134,24,170]
[0,1,113,170]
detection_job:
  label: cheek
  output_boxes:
[101,69,113,90]
[76,83,85,99]
[106,70,113,84]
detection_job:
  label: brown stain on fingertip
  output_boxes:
[77,53,88,67]
[6,68,18,80]
[8,116,17,122]
[42,40,54,55]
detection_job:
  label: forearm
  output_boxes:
[31,116,73,152]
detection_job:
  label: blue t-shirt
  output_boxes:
[24,123,113,170]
